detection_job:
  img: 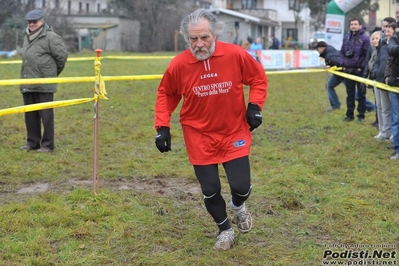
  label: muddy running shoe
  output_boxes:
[214,228,234,250]
[233,203,252,233]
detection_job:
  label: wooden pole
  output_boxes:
[174,30,178,52]
[92,48,103,195]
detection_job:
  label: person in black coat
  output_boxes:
[317,41,345,111]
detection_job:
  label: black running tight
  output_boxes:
[193,156,252,232]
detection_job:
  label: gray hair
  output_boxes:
[179,9,224,42]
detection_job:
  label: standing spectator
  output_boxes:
[340,18,370,122]
[370,18,396,140]
[250,37,263,50]
[362,27,382,128]
[362,30,379,127]
[269,35,280,49]
[19,9,68,152]
[154,9,267,250]
[250,37,263,63]
[385,22,399,159]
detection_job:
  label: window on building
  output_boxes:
[285,28,298,41]
[257,25,262,37]
[55,0,59,8]
[97,3,100,13]
[79,2,82,13]
[68,0,71,14]
[289,0,295,10]
[42,0,46,8]
[86,3,89,13]
[242,0,257,9]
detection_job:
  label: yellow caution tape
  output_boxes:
[0,98,94,117]
[102,75,164,81]
[327,66,399,93]
[0,55,175,64]
[1,65,398,94]
[103,55,174,60]
[267,66,399,93]
[0,60,21,64]
[94,57,107,99]
[0,75,165,86]
[0,76,95,86]
[266,69,326,75]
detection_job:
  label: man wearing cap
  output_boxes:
[20,9,68,153]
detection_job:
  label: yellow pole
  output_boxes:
[92,48,103,194]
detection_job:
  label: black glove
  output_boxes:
[246,103,262,131]
[155,126,171,153]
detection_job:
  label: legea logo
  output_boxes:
[200,73,218,79]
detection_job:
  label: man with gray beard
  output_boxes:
[154,9,268,250]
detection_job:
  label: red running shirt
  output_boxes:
[155,41,268,165]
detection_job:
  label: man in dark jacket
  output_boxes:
[269,35,280,50]
[19,9,68,152]
[317,41,342,111]
[340,18,370,122]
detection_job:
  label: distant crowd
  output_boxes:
[239,35,280,51]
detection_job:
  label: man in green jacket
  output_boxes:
[20,9,68,152]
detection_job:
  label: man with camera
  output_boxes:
[340,18,370,122]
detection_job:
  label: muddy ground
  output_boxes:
[0,177,202,205]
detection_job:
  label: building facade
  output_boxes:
[20,0,140,52]
[207,0,312,48]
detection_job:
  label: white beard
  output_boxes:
[190,41,216,61]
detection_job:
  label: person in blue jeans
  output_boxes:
[385,21,399,159]
[327,76,375,111]
[317,41,375,112]
[389,92,399,159]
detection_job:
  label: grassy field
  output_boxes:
[0,52,398,266]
